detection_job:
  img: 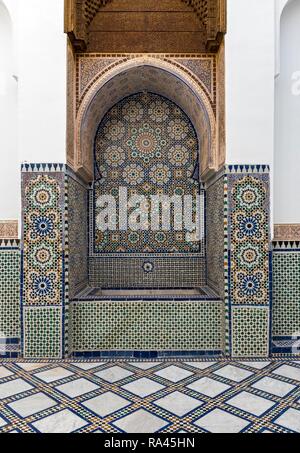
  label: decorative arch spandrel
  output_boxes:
[74,57,218,183]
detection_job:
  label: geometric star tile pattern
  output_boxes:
[0,359,299,433]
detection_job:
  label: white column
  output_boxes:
[0,0,67,225]
[17,0,67,164]
[0,0,18,221]
[225,0,276,230]
[274,0,300,224]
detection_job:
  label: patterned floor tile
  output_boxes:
[154,365,194,383]
[0,379,33,399]
[239,361,271,370]
[187,377,231,398]
[71,362,105,371]
[214,365,253,383]
[184,362,216,370]
[8,392,57,417]
[112,409,169,433]
[122,378,165,398]
[94,366,133,383]
[274,408,300,433]
[31,409,89,433]
[15,363,48,372]
[0,366,13,379]
[129,362,161,370]
[0,416,7,428]
[55,378,99,398]
[194,409,250,433]
[251,377,296,397]
[153,391,203,417]
[82,392,131,418]
[0,359,299,433]
[226,391,276,416]
[273,365,300,382]
[34,367,74,383]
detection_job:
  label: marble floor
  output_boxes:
[0,359,299,433]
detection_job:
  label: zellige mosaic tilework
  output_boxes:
[93,92,203,254]
[1,359,300,433]
[66,171,89,299]
[0,240,20,358]
[272,242,300,354]
[225,166,271,358]
[71,300,224,354]
[21,165,67,359]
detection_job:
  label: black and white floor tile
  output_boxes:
[0,359,299,433]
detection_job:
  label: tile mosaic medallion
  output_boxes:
[18,162,273,360]
[0,359,299,433]
[21,164,67,359]
[93,92,203,254]
[225,166,271,358]
[90,92,206,289]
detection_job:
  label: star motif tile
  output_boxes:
[154,391,203,417]
[94,366,133,383]
[194,408,250,433]
[112,409,169,433]
[122,378,165,398]
[154,365,194,383]
[82,391,131,418]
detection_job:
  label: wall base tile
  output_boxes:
[23,306,62,359]
[272,249,300,340]
[232,307,269,357]
[71,300,225,353]
[0,245,20,345]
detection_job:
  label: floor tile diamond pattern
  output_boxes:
[0,359,299,433]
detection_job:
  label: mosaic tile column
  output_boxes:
[272,241,300,354]
[21,164,67,359]
[225,165,271,357]
[0,240,21,358]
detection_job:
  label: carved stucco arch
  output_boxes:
[75,57,217,182]
[65,0,226,51]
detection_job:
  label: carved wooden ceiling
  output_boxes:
[65,0,226,52]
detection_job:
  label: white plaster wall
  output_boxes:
[17,0,66,165]
[225,0,276,232]
[274,0,300,224]
[0,0,66,226]
[225,0,275,167]
[275,0,291,76]
[0,0,18,221]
